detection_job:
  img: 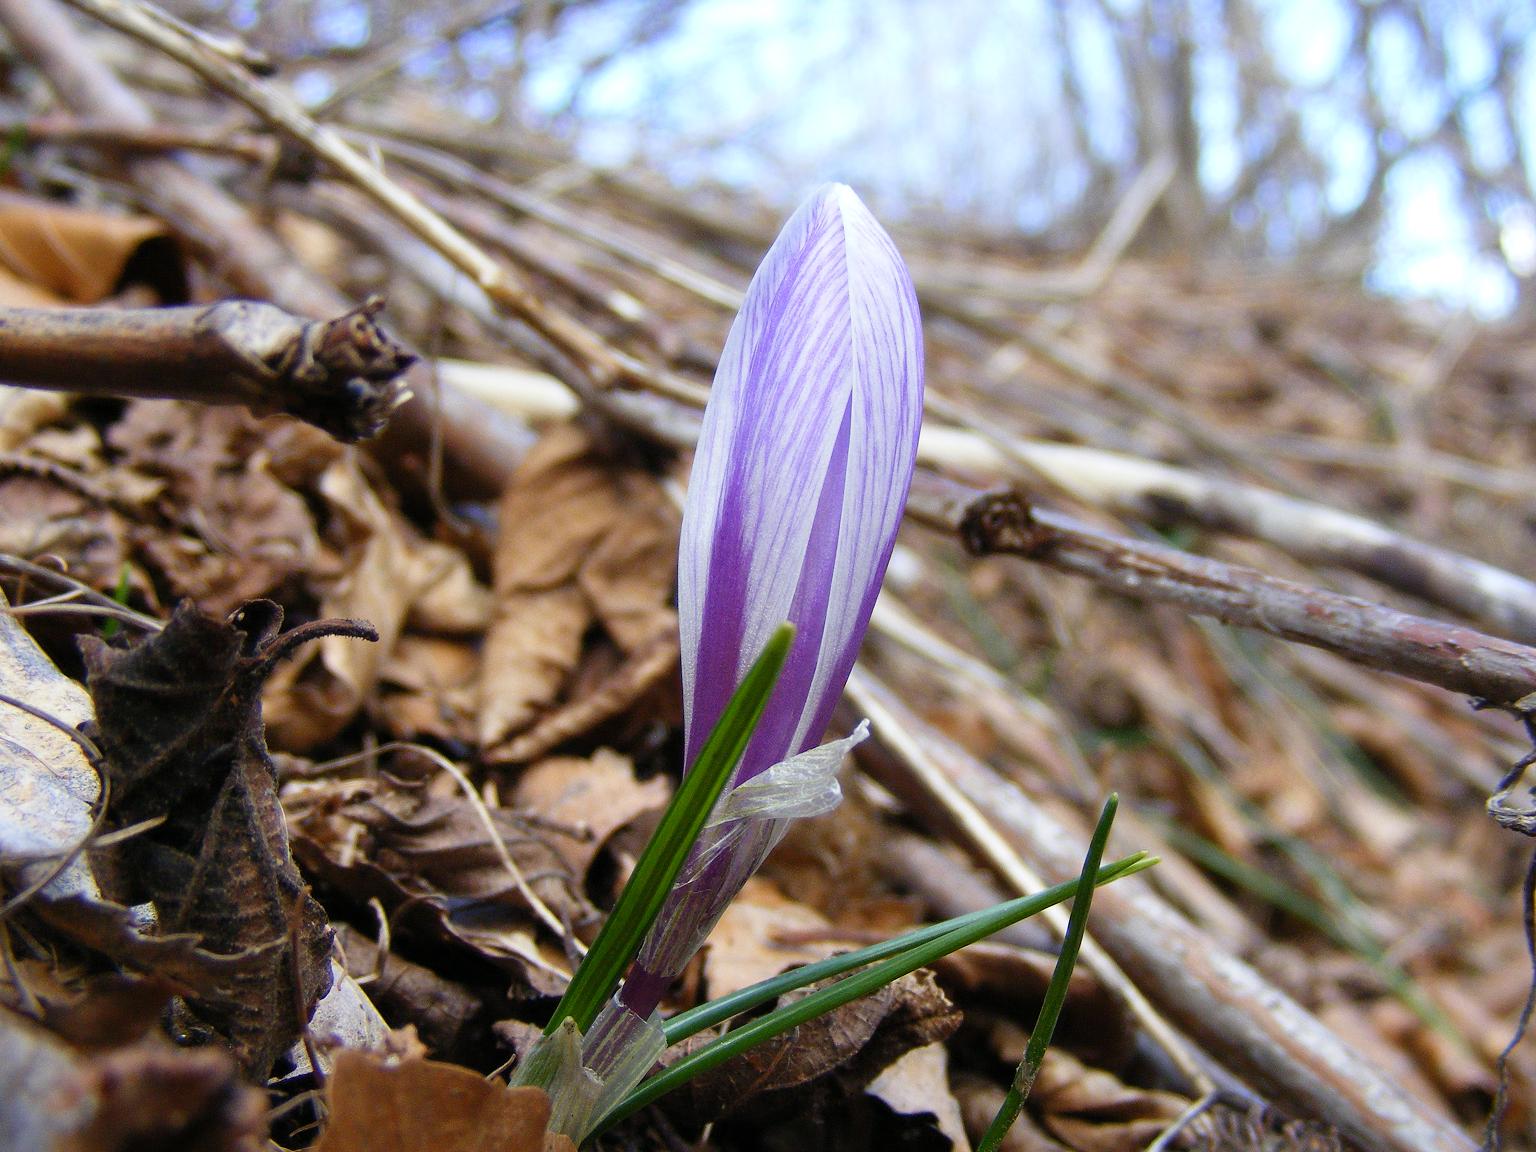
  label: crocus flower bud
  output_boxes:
[630,182,922,1013]
[554,186,923,1135]
[680,182,924,779]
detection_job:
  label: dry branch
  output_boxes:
[848,666,1477,1152]
[61,0,642,397]
[906,474,1536,706]
[918,424,1536,643]
[0,0,534,493]
[0,298,412,441]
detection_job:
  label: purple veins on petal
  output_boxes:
[678,183,924,779]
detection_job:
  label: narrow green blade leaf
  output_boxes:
[544,623,794,1036]
[978,793,1118,1152]
[596,838,1155,1134]
[663,850,1152,1046]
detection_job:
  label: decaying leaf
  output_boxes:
[264,454,490,749]
[865,1042,970,1152]
[0,586,101,905]
[1027,1046,1188,1152]
[334,925,490,1061]
[0,1003,265,1152]
[107,402,333,614]
[377,634,482,744]
[0,193,182,306]
[480,424,678,761]
[700,878,858,1001]
[665,967,961,1129]
[79,599,375,1077]
[284,751,607,997]
[313,1049,574,1152]
[508,749,670,884]
[928,940,1135,1069]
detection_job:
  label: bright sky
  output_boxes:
[278,0,1536,318]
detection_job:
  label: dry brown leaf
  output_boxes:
[265,455,489,749]
[493,424,625,590]
[0,385,71,451]
[577,480,678,653]
[81,600,356,1077]
[0,194,176,305]
[494,630,679,763]
[378,634,481,743]
[478,586,589,746]
[479,424,677,756]
[314,1050,572,1152]
[334,926,487,1061]
[0,474,127,587]
[953,1075,1071,1152]
[1028,1047,1188,1152]
[108,402,324,614]
[0,1003,265,1152]
[865,1042,970,1151]
[284,758,592,995]
[701,878,853,1001]
[509,748,669,881]
[927,943,1135,1069]
[666,968,959,1128]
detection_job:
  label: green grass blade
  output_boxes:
[662,850,1152,1046]
[544,623,793,1036]
[595,838,1154,1135]
[977,794,1117,1152]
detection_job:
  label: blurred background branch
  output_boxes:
[136,0,1536,317]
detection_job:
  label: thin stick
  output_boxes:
[0,114,275,160]
[0,298,412,442]
[0,0,537,494]
[917,423,1536,643]
[906,474,1536,706]
[62,0,642,397]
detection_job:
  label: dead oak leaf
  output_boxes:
[479,424,678,758]
[509,749,669,883]
[108,402,326,614]
[701,878,856,1002]
[80,599,376,1077]
[314,1050,573,1152]
[264,455,488,749]
[1029,1047,1188,1152]
[865,1043,970,1152]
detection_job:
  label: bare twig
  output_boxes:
[0,114,276,161]
[906,474,1536,706]
[0,0,536,493]
[61,0,655,401]
[917,424,1536,643]
[0,298,412,441]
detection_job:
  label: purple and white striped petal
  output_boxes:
[678,184,924,778]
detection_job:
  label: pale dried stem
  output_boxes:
[849,665,1476,1152]
[482,362,1536,707]
[844,666,1213,1095]
[364,132,747,312]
